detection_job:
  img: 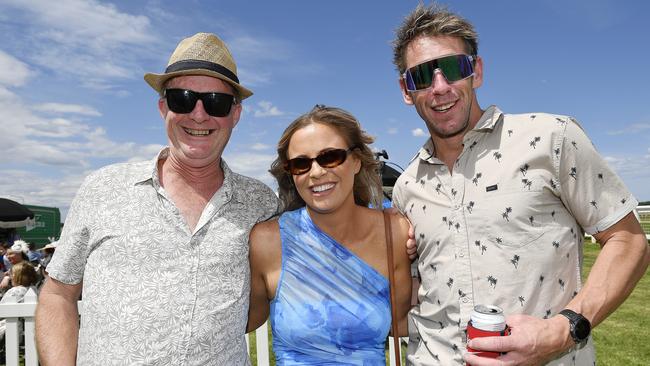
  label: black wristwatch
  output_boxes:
[559,309,591,344]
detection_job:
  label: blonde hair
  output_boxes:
[392,3,479,73]
[270,105,382,212]
[11,261,38,287]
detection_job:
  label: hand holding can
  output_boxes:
[466,304,510,360]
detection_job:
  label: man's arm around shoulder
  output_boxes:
[36,277,82,366]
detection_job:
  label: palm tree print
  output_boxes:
[511,255,520,269]
[539,275,545,286]
[552,241,560,249]
[436,320,444,331]
[454,222,460,232]
[571,141,578,150]
[472,173,482,185]
[419,179,425,187]
[544,309,552,319]
[495,237,503,245]
[555,117,567,125]
[447,278,454,289]
[430,264,437,276]
[487,275,497,288]
[549,179,558,189]
[554,148,560,157]
[518,296,525,307]
[458,289,467,299]
[621,198,627,204]
[522,178,532,190]
[422,205,426,214]
[409,202,414,213]
[451,188,457,198]
[531,115,537,119]
[435,183,442,194]
[529,216,535,226]
[529,136,541,149]
[493,151,502,162]
[597,173,604,182]
[508,129,513,137]
[474,240,481,249]
[481,245,487,255]
[469,141,478,150]
[558,279,565,291]
[551,210,556,220]
[442,216,447,225]
[466,201,475,213]
[520,164,530,176]
[569,167,577,180]
[502,207,512,221]
[590,200,598,209]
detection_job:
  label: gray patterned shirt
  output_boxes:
[393,106,637,365]
[48,148,280,366]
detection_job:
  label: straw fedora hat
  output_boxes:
[144,32,253,99]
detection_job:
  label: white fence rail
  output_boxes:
[1,292,404,366]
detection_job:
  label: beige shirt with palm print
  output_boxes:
[393,105,637,365]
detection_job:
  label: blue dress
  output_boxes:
[270,208,391,365]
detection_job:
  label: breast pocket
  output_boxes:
[470,188,548,249]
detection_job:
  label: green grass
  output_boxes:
[583,241,650,365]
[248,240,649,365]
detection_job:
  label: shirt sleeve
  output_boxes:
[557,117,638,234]
[46,173,97,285]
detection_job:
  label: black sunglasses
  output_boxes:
[285,147,356,175]
[403,54,475,91]
[164,89,235,117]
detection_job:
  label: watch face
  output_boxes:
[574,318,591,340]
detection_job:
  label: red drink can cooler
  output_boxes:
[466,304,509,360]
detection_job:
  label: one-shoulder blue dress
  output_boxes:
[270,208,391,365]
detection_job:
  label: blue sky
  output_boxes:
[1,0,649,219]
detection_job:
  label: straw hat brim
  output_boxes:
[144,69,253,100]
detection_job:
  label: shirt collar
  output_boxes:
[132,148,235,200]
[415,105,504,164]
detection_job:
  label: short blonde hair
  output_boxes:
[392,3,479,73]
[11,261,38,287]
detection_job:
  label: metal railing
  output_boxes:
[0,291,404,366]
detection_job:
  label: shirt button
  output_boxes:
[462,297,469,303]
[458,252,465,257]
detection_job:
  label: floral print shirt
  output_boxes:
[393,106,637,365]
[47,148,280,366]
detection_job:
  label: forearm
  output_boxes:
[35,291,80,365]
[567,231,649,327]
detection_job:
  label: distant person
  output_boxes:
[35,32,280,365]
[0,261,38,339]
[0,240,29,291]
[390,3,650,365]
[26,242,42,265]
[247,105,412,364]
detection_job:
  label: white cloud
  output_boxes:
[0,50,31,87]
[33,103,102,116]
[250,142,272,151]
[254,101,284,118]
[412,128,426,137]
[607,123,650,136]
[387,127,398,135]
[1,0,159,86]
[223,152,276,187]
